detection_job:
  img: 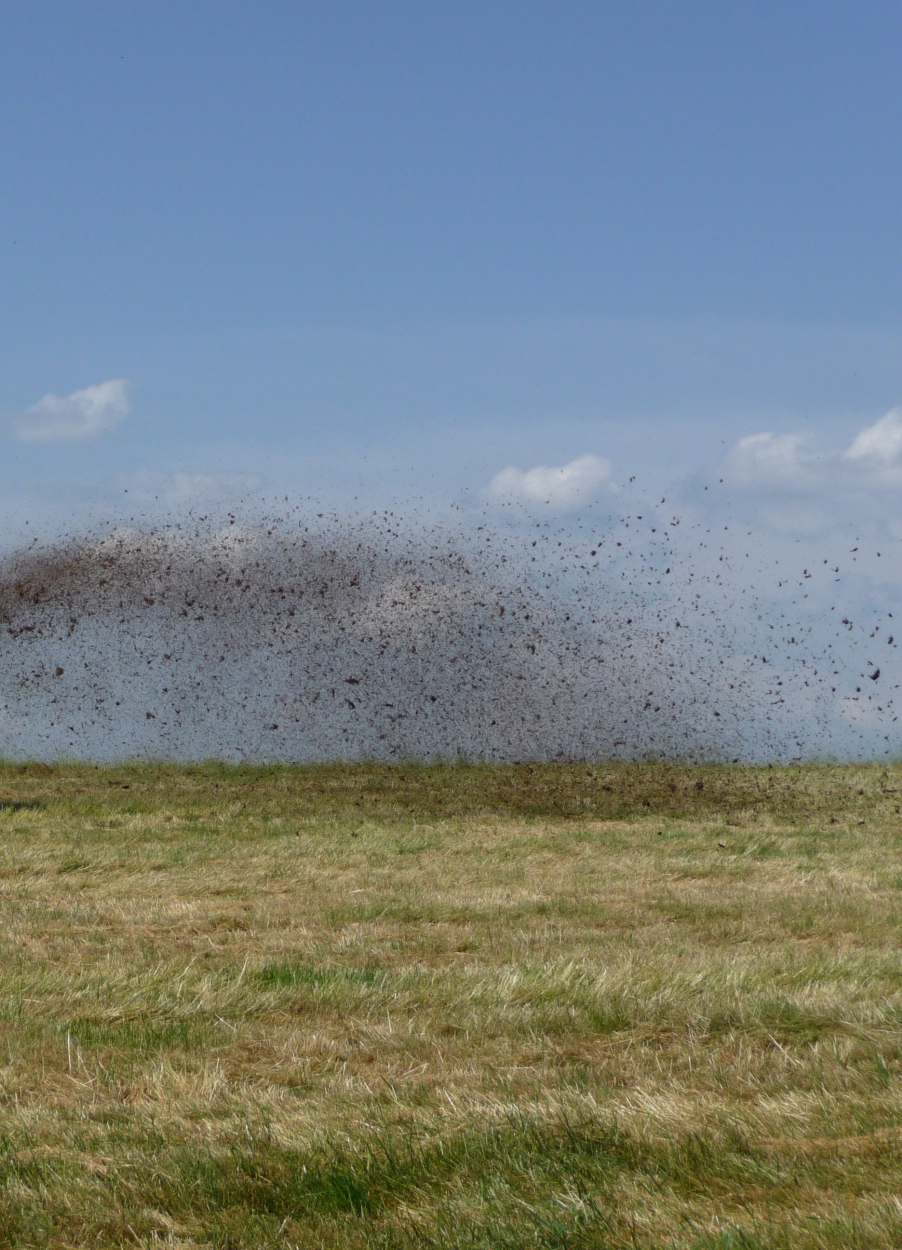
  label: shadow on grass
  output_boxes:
[0,799,45,813]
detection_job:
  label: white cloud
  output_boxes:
[15,378,129,443]
[722,407,902,503]
[487,454,611,511]
[845,408,902,468]
[723,432,817,488]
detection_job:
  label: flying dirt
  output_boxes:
[0,500,897,762]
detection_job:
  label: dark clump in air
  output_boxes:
[0,503,896,762]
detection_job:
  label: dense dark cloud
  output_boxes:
[0,502,897,762]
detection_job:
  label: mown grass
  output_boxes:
[0,761,898,1248]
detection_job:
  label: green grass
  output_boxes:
[0,761,898,1248]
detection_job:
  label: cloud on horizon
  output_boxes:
[117,469,261,508]
[487,453,612,511]
[844,408,902,476]
[723,407,902,495]
[724,432,820,489]
[15,379,130,444]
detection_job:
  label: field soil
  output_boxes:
[0,762,899,1248]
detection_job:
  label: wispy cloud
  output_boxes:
[487,454,612,511]
[844,408,902,473]
[724,432,818,488]
[118,470,260,507]
[15,379,130,443]
[723,407,902,494]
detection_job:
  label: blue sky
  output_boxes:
[3,1,902,532]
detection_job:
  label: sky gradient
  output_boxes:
[3,2,902,530]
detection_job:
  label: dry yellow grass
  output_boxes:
[0,761,899,1248]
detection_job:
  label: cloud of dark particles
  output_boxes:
[0,503,897,762]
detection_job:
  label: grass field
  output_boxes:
[0,762,898,1249]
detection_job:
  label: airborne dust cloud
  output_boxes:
[0,499,897,762]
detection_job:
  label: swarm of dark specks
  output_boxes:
[0,506,897,762]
